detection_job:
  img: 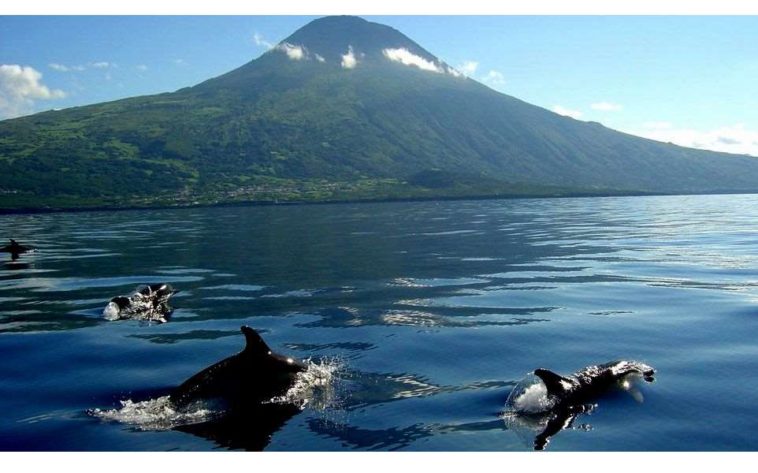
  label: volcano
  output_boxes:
[2,15,758,209]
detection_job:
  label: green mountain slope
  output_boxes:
[2,16,758,210]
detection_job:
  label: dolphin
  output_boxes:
[533,360,655,408]
[1,239,33,261]
[505,360,655,450]
[169,327,309,449]
[103,283,177,322]
[91,327,308,450]
[169,326,305,410]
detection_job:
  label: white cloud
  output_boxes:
[90,61,113,69]
[49,63,85,72]
[253,32,274,50]
[173,58,188,66]
[552,105,583,119]
[481,70,506,87]
[49,63,70,72]
[382,48,442,73]
[0,64,65,119]
[458,61,479,76]
[341,46,357,69]
[629,122,758,157]
[271,42,327,63]
[591,101,623,112]
[276,43,306,61]
[136,64,148,71]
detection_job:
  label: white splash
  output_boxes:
[89,395,216,431]
[504,373,556,414]
[267,358,343,411]
[102,301,121,321]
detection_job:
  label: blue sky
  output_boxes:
[1,15,757,155]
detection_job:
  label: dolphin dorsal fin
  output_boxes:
[241,326,272,356]
[534,368,575,397]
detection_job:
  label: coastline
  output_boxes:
[2,187,754,216]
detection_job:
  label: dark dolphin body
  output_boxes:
[103,283,177,322]
[508,360,655,450]
[170,326,306,450]
[534,360,655,407]
[1,239,33,261]
[170,326,305,409]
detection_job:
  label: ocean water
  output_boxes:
[2,194,758,451]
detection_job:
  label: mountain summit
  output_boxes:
[278,16,444,67]
[200,16,461,92]
[2,16,758,209]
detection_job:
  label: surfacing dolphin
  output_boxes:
[1,239,33,261]
[169,326,306,449]
[504,360,655,450]
[534,360,655,407]
[170,326,305,410]
[91,327,313,450]
[103,283,177,323]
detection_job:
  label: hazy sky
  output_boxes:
[1,15,757,155]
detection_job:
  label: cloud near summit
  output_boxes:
[341,46,357,69]
[276,43,306,61]
[382,48,442,73]
[273,42,327,64]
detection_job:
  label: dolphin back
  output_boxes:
[534,360,655,405]
[534,368,576,398]
[1,240,32,253]
[241,326,274,357]
[169,326,304,410]
[169,355,240,407]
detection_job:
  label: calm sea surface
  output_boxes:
[2,194,758,451]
